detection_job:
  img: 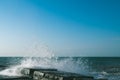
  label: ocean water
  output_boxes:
[0,57,119,80]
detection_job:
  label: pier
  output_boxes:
[0,67,108,80]
[21,68,94,80]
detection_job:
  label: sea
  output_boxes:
[0,57,119,80]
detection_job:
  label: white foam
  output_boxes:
[0,57,89,76]
[0,65,23,76]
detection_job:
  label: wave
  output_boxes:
[0,57,120,80]
[0,57,89,77]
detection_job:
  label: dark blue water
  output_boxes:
[0,57,119,80]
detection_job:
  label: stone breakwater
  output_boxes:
[0,67,108,80]
[21,68,94,80]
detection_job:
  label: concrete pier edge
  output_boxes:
[20,68,108,80]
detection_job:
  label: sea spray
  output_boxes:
[0,57,119,80]
[0,42,89,76]
[0,57,89,76]
[25,41,54,57]
[0,65,23,76]
[19,57,90,73]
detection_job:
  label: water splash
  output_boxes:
[0,42,89,76]
[25,41,54,57]
[19,57,89,74]
[0,65,23,76]
[0,57,89,76]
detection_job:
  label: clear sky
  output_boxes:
[0,0,120,57]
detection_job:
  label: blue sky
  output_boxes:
[0,0,120,56]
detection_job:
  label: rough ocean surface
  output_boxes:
[0,57,119,80]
